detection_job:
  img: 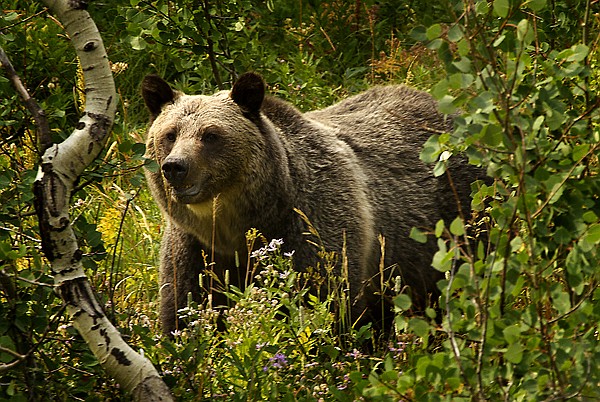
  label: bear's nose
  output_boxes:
[162,157,189,187]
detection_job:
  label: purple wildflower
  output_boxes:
[389,342,406,359]
[271,352,288,368]
[337,374,351,390]
[346,348,364,360]
[263,352,288,372]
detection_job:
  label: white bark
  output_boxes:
[32,1,173,399]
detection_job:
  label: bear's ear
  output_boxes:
[230,72,265,115]
[142,75,178,118]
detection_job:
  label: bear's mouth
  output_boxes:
[166,172,215,204]
[170,183,201,201]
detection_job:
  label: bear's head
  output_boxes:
[141,73,267,209]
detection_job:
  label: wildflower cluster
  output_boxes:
[388,341,407,361]
[109,61,129,75]
[250,237,298,296]
[224,286,280,335]
[263,352,288,372]
[249,238,285,261]
[176,304,220,338]
[296,359,352,399]
[149,233,410,400]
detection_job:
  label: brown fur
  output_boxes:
[142,73,484,335]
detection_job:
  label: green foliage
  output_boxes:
[406,0,600,400]
[117,0,447,109]
[2,0,600,400]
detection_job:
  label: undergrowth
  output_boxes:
[1,0,599,400]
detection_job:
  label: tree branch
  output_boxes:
[19,0,175,399]
[0,346,27,374]
[0,46,52,152]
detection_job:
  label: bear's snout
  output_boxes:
[162,157,189,187]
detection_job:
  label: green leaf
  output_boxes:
[557,44,590,62]
[581,223,600,252]
[493,0,510,18]
[426,24,442,40]
[0,336,17,363]
[503,324,524,343]
[543,173,568,205]
[481,124,503,147]
[505,342,524,364]
[410,227,428,244]
[433,161,447,177]
[572,144,590,161]
[144,159,159,172]
[568,44,589,62]
[409,318,431,339]
[131,142,147,156]
[475,0,490,14]
[532,115,545,132]
[448,72,474,89]
[457,38,470,56]
[493,34,506,48]
[395,315,408,332]
[452,57,472,73]
[6,380,15,397]
[4,11,18,22]
[431,80,449,99]
[129,36,147,50]
[416,356,431,378]
[450,217,465,236]
[432,249,453,272]
[410,26,428,42]
[435,220,445,238]
[420,135,441,163]
[432,239,453,272]
[517,19,534,44]
[0,242,12,260]
[526,0,546,11]
[427,38,443,50]
[447,25,463,42]
[394,294,412,311]
[437,94,457,114]
[582,211,598,224]
[446,377,463,391]
[551,285,571,315]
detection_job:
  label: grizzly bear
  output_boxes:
[142,72,483,335]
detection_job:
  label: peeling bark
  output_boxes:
[25,1,174,400]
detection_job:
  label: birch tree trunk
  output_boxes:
[29,1,173,399]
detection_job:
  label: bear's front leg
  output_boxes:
[158,223,203,336]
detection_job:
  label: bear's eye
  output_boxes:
[165,130,177,143]
[202,128,221,144]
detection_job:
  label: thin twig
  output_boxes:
[0,46,52,153]
[0,347,27,373]
[532,142,600,219]
[200,0,223,89]
[0,269,56,288]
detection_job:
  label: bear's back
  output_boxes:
[306,85,449,155]
[306,86,476,297]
